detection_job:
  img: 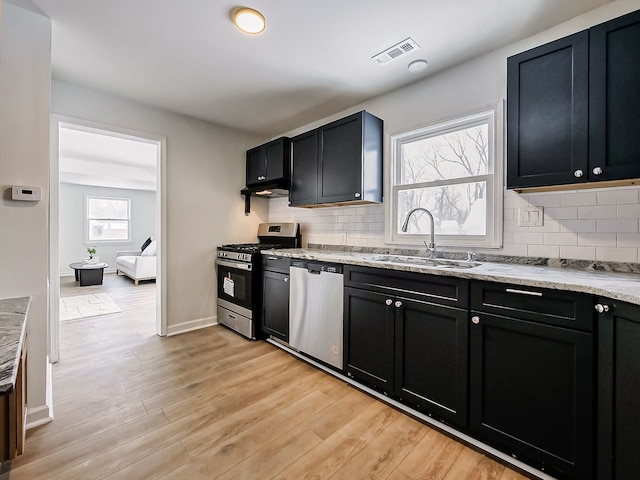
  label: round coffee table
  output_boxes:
[69,262,109,286]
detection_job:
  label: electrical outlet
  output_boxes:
[518,207,544,227]
[339,232,347,244]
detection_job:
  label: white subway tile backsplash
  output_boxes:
[578,205,617,219]
[560,219,597,233]
[596,247,638,263]
[544,207,577,220]
[544,232,578,246]
[618,204,640,218]
[597,219,638,233]
[561,192,597,207]
[598,189,639,205]
[268,186,640,263]
[618,234,640,248]
[560,245,596,260]
[578,232,617,247]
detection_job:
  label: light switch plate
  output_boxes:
[518,207,544,227]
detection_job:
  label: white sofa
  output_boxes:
[116,241,156,285]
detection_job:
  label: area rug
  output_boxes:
[60,293,122,321]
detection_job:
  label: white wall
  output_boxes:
[0,3,52,425]
[268,0,640,264]
[59,183,156,274]
[52,80,268,334]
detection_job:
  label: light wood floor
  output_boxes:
[4,273,531,479]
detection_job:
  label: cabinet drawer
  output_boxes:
[344,265,468,309]
[471,281,594,332]
[262,255,290,273]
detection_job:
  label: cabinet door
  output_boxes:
[246,146,266,186]
[290,130,318,207]
[262,271,289,341]
[470,312,594,480]
[506,31,588,189]
[344,287,394,393]
[589,10,640,182]
[394,298,468,428]
[318,112,363,204]
[264,138,287,182]
[597,299,640,480]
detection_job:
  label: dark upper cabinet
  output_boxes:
[246,137,290,187]
[469,282,594,480]
[289,130,318,207]
[589,10,640,182]
[290,111,383,207]
[507,32,588,189]
[507,9,640,190]
[597,299,640,480]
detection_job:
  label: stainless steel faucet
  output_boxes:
[401,207,436,256]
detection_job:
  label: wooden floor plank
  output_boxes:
[8,274,535,479]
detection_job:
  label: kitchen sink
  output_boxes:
[363,254,481,269]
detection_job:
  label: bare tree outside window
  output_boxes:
[397,124,489,236]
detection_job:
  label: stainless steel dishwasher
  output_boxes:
[289,260,344,369]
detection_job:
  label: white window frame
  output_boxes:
[84,195,132,244]
[387,102,504,249]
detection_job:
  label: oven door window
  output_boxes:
[217,263,252,310]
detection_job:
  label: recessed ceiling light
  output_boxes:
[233,7,266,35]
[408,59,429,73]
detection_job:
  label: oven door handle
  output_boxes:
[216,258,253,271]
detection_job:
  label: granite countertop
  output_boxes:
[0,297,29,394]
[263,248,640,306]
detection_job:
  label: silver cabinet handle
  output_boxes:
[595,304,610,313]
[354,193,361,198]
[505,288,542,297]
[385,299,393,306]
[592,167,603,176]
[471,316,480,325]
[574,169,584,178]
[395,301,403,308]
[284,277,289,283]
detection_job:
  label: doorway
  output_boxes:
[49,116,167,363]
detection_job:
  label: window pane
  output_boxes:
[400,124,488,185]
[398,181,487,236]
[88,198,129,220]
[89,220,129,241]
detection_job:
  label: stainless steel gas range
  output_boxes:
[215,222,300,340]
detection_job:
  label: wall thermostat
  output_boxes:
[11,185,41,202]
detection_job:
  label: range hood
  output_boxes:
[241,178,289,215]
[240,178,289,198]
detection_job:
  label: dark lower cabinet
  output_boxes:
[344,266,468,427]
[597,299,640,480]
[470,283,594,480]
[261,256,290,341]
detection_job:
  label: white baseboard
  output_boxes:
[166,316,217,336]
[26,360,54,429]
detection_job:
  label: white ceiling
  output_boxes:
[19,0,612,137]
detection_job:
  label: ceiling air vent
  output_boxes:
[372,37,420,65]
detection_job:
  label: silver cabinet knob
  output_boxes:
[395,301,403,308]
[385,299,393,306]
[574,169,584,178]
[592,167,603,175]
[595,304,610,314]
[471,316,480,325]
[354,193,361,198]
